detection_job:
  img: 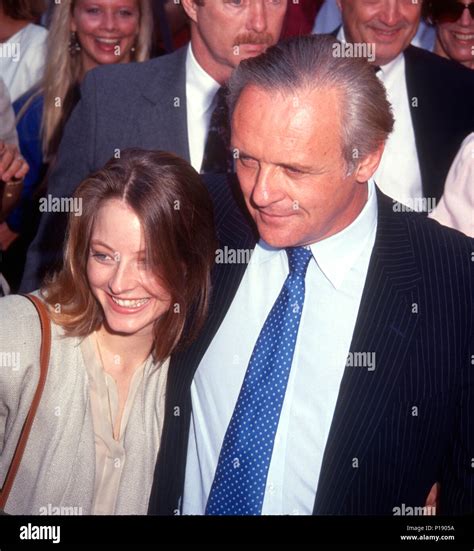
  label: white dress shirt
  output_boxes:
[429,133,474,237]
[314,0,436,52]
[183,180,378,515]
[337,28,424,209]
[185,45,220,172]
[0,24,48,103]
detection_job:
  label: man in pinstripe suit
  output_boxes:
[149,35,473,515]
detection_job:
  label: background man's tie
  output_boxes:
[206,246,313,515]
[201,86,233,174]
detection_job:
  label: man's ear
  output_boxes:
[181,0,199,25]
[353,143,385,183]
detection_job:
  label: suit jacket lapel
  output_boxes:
[136,47,190,162]
[313,189,421,514]
[405,46,434,199]
[168,174,258,400]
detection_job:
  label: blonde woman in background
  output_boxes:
[1,0,153,291]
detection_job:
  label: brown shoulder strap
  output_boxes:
[0,294,51,509]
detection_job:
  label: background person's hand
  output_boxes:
[0,141,29,182]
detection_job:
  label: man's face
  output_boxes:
[183,0,287,83]
[232,86,379,248]
[337,0,422,66]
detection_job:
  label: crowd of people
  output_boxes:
[0,0,473,518]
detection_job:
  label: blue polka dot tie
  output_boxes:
[205,246,313,515]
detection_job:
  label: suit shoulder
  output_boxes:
[85,48,187,91]
[201,174,257,249]
[404,210,473,267]
[405,45,474,88]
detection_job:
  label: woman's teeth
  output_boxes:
[111,296,149,308]
[95,38,120,45]
[453,33,474,41]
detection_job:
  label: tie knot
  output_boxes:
[286,246,313,277]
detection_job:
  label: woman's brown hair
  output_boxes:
[42,149,216,362]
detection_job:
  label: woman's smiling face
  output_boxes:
[436,4,474,69]
[87,198,171,338]
[71,0,140,73]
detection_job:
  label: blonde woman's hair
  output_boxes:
[20,0,153,162]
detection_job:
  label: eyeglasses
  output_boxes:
[431,1,474,23]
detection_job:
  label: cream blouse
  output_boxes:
[80,334,169,515]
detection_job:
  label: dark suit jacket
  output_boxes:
[20,47,190,292]
[404,45,474,201]
[149,174,474,515]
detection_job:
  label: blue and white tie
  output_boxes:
[206,246,313,515]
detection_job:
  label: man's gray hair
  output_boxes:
[228,34,394,172]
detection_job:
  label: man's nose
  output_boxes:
[378,0,402,26]
[246,0,268,33]
[251,164,282,207]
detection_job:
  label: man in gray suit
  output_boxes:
[20,0,288,292]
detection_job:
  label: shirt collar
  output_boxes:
[336,27,404,75]
[256,179,378,289]
[185,44,220,116]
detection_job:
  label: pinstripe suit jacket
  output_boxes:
[149,174,474,515]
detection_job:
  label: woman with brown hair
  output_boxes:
[0,148,216,514]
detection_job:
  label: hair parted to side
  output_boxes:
[228,34,395,172]
[1,0,46,20]
[41,149,217,363]
[17,0,153,162]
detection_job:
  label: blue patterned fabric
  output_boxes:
[205,246,313,515]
